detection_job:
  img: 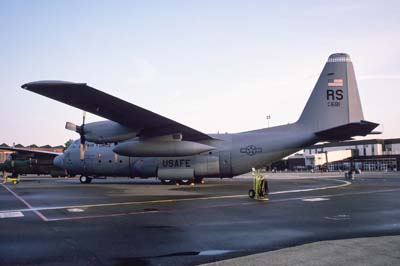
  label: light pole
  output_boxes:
[266,115,271,128]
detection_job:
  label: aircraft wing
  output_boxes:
[0,147,62,157]
[22,81,213,141]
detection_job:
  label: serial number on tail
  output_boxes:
[328,102,341,107]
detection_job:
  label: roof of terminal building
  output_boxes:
[27,144,39,148]
[40,145,52,148]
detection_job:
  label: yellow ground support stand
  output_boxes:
[248,168,269,201]
[6,177,20,184]
[3,172,20,184]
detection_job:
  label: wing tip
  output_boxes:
[22,80,87,90]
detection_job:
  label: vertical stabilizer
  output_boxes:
[297,53,364,132]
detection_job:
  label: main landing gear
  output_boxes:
[160,177,204,186]
[79,175,93,184]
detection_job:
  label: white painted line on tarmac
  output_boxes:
[271,179,351,195]
[67,208,85,213]
[302,197,330,202]
[0,211,24,219]
[325,214,350,221]
[0,184,48,221]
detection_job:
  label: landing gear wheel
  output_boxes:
[80,175,93,184]
[194,178,204,184]
[160,179,173,185]
[79,175,87,184]
[248,189,256,199]
[179,179,193,185]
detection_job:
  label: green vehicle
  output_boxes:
[0,147,66,178]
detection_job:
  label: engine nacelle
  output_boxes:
[113,140,215,157]
[83,121,138,143]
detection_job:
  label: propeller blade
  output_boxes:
[82,111,86,126]
[79,143,85,160]
[79,111,87,160]
[80,128,86,142]
[65,122,79,132]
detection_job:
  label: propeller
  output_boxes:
[65,111,87,160]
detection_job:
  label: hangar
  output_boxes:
[272,138,400,172]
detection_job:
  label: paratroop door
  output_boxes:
[219,151,232,177]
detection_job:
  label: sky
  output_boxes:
[0,0,399,146]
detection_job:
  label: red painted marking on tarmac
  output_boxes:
[1,184,48,222]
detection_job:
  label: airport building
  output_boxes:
[0,143,64,163]
[272,138,400,172]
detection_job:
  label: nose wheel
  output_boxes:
[79,175,93,184]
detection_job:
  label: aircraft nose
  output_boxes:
[53,155,65,169]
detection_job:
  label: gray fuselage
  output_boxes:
[55,122,318,179]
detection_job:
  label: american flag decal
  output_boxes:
[328,79,343,87]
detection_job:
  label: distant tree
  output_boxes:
[64,139,74,151]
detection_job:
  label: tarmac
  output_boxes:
[1,172,400,266]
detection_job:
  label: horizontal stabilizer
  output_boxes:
[315,120,379,142]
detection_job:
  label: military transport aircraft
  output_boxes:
[22,53,378,184]
[0,147,66,178]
